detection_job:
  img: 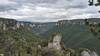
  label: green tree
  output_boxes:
[88,0,100,12]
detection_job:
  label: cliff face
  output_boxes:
[0,18,34,31]
[81,51,98,56]
[0,18,54,33]
[0,18,17,30]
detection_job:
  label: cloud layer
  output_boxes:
[0,0,100,22]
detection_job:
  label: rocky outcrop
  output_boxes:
[0,18,17,31]
[48,33,62,50]
[90,51,98,56]
[47,33,99,56]
[81,51,91,56]
[0,18,33,31]
[81,51,99,56]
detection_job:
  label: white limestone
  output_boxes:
[48,33,62,50]
[90,51,98,56]
[81,51,90,56]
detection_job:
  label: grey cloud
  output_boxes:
[0,0,99,22]
[68,0,88,9]
[0,0,20,12]
[69,4,87,9]
[38,0,88,10]
[0,5,18,11]
[0,0,59,12]
[0,0,88,12]
[17,14,67,22]
[13,0,58,4]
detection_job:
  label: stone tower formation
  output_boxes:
[48,33,62,50]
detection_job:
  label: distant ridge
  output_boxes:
[0,17,100,55]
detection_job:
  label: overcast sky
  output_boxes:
[0,0,100,22]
